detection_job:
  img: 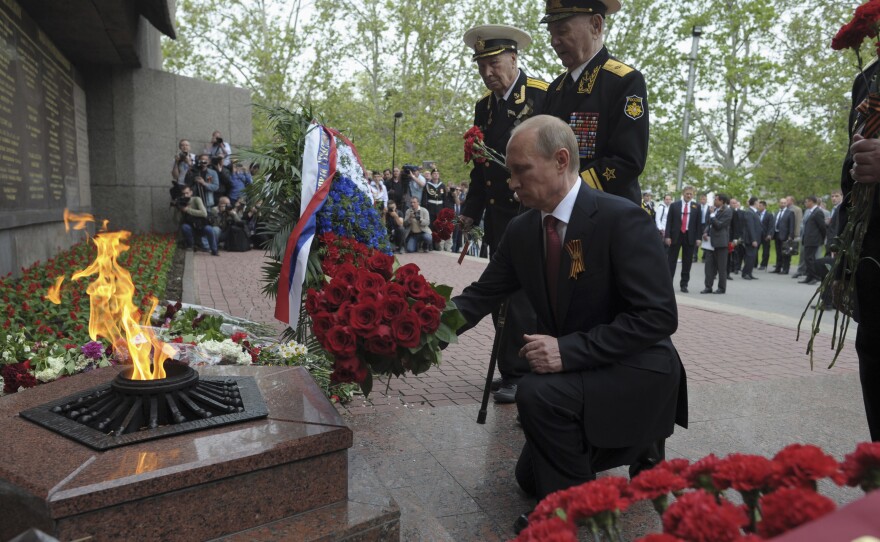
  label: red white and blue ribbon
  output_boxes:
[275,123,338,328]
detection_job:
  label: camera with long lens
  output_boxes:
[171,196,191,208]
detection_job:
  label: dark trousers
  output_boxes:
[494,289,534,380]
[759,239,772,267]
[802,245,820,281]
[729,244,744,273]
[514,373,650,499]
[704,248,728,291]
[774,238,791,272]
[742,244,758,277]
[667,242,695,288]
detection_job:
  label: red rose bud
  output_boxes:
[364,325,397,356]
[332,356,368,383]
[349,301,382,333]
[391,311,421,348]
[394,263,421,283]
[355,269,385,292]
[324,325,357,357]
[324,280,350,309]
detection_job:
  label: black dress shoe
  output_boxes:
[791,274,802,279]
[726,275,734,280]
[758,266,767,271]
[514,513,530,535]
[769,269,780,274]
[714,289,726,294]
[700,288,713,294]
[680,286,689,293]
[800,279,818,285]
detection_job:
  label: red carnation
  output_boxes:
[684,453,721,491]
[656,458,690,477]
[349,301,382,334]
[381,295,409,323]
[757,487,836,538]
[364,324,397,356]
[565,476,630,521]
[355,269,386,292]
[662,490,748,542]
[324,325,357,357]
[711,453,778,492]
[331,356,368,383]
[841,441,880,492]
[635,535,685,542]
[391,311,421,348]
[394,263,421,283]
[514,517,577,542]
[366,251,394,279]
[771,443,842,489]
[2,362,38,393]
[230,331,248,344]
[629,467,688,510]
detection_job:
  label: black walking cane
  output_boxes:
[477,300,508,424]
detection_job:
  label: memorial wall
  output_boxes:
[0,0,79,212]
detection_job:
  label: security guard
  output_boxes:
[461,24,548,403]
[541,0,648,206]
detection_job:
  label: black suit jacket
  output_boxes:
[453,184,687,448]
[759,210,774,238]
[741,209,762,245]
[542,47,648,206]
[774,208,795,241]
[464,70,548,247]
[664,199,701,245]
[802,208,827,247]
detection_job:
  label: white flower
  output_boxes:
[277,340,308,359]
[199,339,251,365]
[2,350,10,361]
[23,345,31,353]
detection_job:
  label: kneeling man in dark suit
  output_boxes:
[452,115,687,531]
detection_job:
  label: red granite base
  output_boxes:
[0,366,398,541]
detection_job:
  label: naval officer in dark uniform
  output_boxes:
[460,24,548,403]
[541,0,648,206]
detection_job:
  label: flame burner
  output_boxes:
[20,364,268,450]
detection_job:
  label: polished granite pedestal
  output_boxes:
[0,366,399,541]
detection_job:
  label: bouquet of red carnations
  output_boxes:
[516,442,880,542]
[304,232,465,395]
[464,125,507,169]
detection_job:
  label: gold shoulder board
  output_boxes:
[526,78,549,91]
[864,57,879,72]
[602,59,634,77]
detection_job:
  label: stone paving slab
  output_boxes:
[191,249,860,413]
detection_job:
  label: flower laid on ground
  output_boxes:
[197,339,253,366]
[517,443,879,541]
[841,441,880,492]
[431,208,456,244]
[756,487,836,538]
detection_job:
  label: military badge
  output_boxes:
[624,95,644,120]
[602,167,616,181]
[475,40,485,53]
[565,240,585,279]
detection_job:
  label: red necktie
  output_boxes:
[681,204,689,234]
[544,215,562,317]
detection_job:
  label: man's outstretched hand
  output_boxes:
[519,334,563,374]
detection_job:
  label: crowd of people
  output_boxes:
[644,189,840,300]
[369,165,478,255]
[170,131,259,255]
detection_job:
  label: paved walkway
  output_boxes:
[187,248,870,540]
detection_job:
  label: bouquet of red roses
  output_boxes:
[517,442,880,541]
[304,233,465,395]
[432,208,456,244]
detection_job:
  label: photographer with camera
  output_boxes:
[385,200,405,253]
[174,186,219,256]
[215,196,251,252]
[211,156,233,202]
[184,153,220,208]
[403,196,432,253]
[171,139,195,191]
[401,164,426,207]
[205,130,232,168]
